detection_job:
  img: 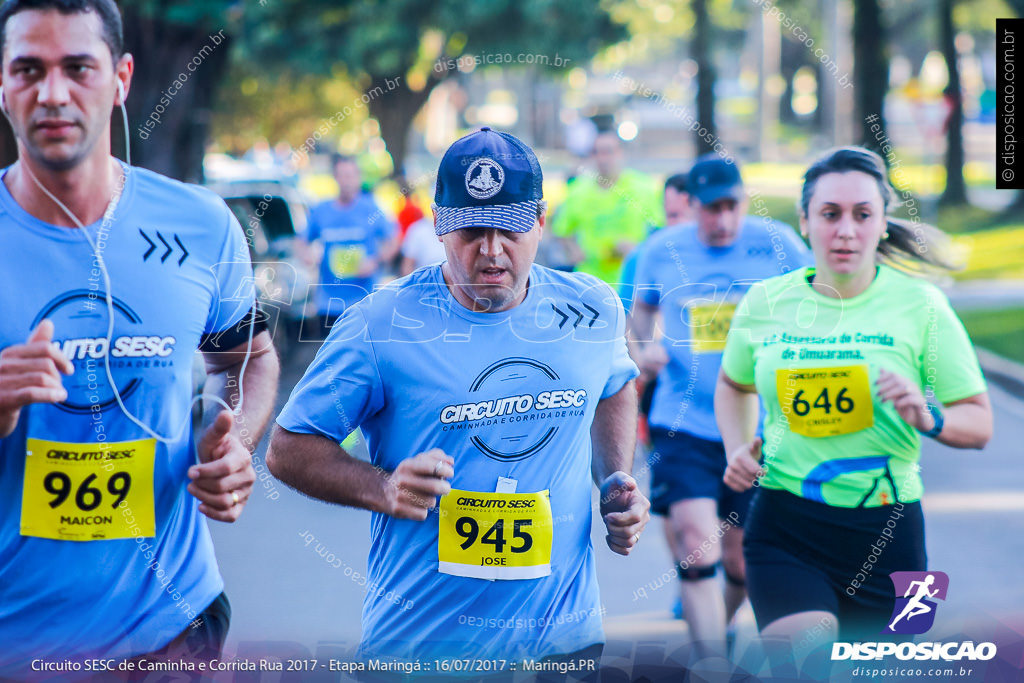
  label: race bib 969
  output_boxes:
[21,438,156,541]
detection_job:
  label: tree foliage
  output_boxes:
[237,0,626,175]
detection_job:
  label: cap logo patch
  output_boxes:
[465,158,505,199]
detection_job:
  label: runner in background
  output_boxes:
[717,146,992,670]
[616,171,693,621]
[619,173,693,314]
[550,130,662,284]
[630,155,811,657]
[268,127,649,678]
[300,154,398,338]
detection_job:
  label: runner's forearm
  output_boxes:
[267,425,395,512]
[591,381,638,484]
[202,331,280,452]
[934,393,992,449]
[714,370,759,460]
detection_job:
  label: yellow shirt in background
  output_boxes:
[551,169,663,284]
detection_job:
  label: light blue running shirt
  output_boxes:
[0,163,254,673]
[306,193,395,315]
[277,264,638,661]
[634,216,811,440]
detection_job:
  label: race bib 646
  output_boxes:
[776,365,874,438]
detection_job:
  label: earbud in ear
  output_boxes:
[116,80,125,104]
[0,86,6,113]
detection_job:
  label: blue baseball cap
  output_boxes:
[433,127,543,235]
[688,154,743,205]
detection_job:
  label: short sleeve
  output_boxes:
[600,289,640,398]
[632,238,661,307]
[276,307,386,442]
[641,184,665,231]
[204,207,256,335]
[720,288,759,386]
[617,248,640,313]
[923,291,987,403]
[305,205,322,243]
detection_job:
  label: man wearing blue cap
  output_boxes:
[268,127,649,669]
[629,154,811,656]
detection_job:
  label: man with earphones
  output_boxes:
[0,0,280,676]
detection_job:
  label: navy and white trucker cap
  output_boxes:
[433,127,543,235]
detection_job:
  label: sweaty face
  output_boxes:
[695,196,745,247]
[801,171,887,280]
[2,9,123,171]
[441,223,542,313]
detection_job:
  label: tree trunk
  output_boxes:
[939,0,967,206]
[692,0,716,156]
[367,76,441,179]
[853,0,890,159]
[121,11,231,182]
[780,68,797,125]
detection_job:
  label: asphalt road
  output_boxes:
[205,339,1024,682]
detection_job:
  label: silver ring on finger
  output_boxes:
[231,491,240,506]
[433,460,444,477]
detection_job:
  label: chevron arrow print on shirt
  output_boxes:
[551,302,600,329]
[140,229,189,266]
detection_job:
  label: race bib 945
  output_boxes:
[439,489,553,580]
[21,438,156,541]
[776,365,874,438]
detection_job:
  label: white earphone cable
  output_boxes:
[6,82,256,444]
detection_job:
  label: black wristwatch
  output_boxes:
[918,404,944,438]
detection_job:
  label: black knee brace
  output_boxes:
[676,562,718,581]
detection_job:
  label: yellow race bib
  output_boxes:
[776,365,874,438]
[21,438,156,541]
[327,244,366,278]
[688,302,736,353]
[439,489,553,580]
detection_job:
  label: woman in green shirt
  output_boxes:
[714,147,992,655]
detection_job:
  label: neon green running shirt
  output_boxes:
[721,265,986,507]
[552,169,662,283]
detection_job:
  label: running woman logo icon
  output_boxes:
[884,571,949,634]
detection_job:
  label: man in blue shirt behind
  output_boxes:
[302,154,398,337]
[629,155,811,657]
[269,127,650,672]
